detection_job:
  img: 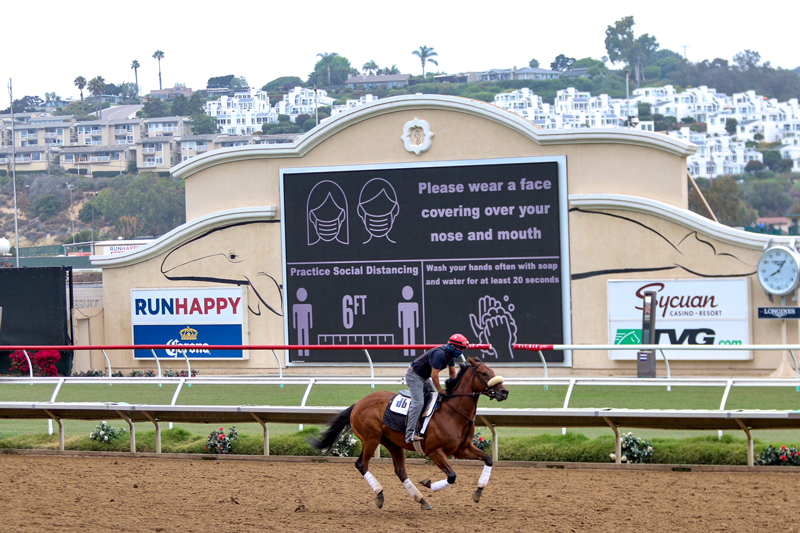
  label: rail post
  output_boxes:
[299,379,316,431]
[271,349,283,387]
[735,419,754,466]
[718,379,734,439]
[115,411,136,453]
[47,377,65,435]
[22,350,33,380]
[562,378,576,435]
[604,417,621,464]
[168,378,185,430]
[537,350,548,390]
[363,349,375,388]
[101,349,113,380]
[43,409,64,450]
[142,411,161,453]
[251,413,269,455]
[149,349,163,386]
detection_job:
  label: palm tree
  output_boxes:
[152,50,165,90]
[362,60,379,76]
[316,52,339,86]
[412,46,438,77]
[74,76,86,104]
[131,60,140,95]
[380,64,400,75]
[88,76,105,118]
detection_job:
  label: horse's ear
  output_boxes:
[468,357,481,367]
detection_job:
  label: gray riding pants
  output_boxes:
[405,368,435,442]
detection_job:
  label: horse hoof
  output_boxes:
[420,498,433,510]
[472,488,483,503]
[420,478,432,489]
[375,491,384,509]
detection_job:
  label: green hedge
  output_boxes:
[0,428,785,465]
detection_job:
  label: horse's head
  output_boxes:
[467,357,509,401]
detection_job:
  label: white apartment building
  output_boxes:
[669,127,763,179]
[273,87,335,122]
[331,94,379,117]
[204,88,273,135]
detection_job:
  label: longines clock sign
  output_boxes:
[280,157,572,365]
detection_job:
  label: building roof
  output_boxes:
[177,134,222,142]
[0,145,47,154]
[60,145,128,153]
[345,74,411,84]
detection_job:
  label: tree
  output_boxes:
[362,60,379,75]
[229,76,248,91]
[131,60,140,95]
[152,50,165,90]
[550,54,576,72]
[725,118,738,135]
[316,52,340,86]
[528,58,540,68]
[87,76,105,118]
[378,65,400,75]
[186,92,206,115]
[207,74,235,89]
[74,76,86,106]
[139,96,168,118]
[191,113,218,135]
[604,16,659,87]
[745,160,766,173]
[688,176,757,226]
[412,46,438,77]
[262,76,302,92]
[744,179,793,217]
[309,54,355,87]
[170,94,189,116]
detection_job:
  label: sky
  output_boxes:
[2,0,797,102]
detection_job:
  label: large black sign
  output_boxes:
[281,159,569,364]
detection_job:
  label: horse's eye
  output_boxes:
[482,372,488,377]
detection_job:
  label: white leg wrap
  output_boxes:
[403,478,423,502]
[478,465,492,488]
[364,471,383,494]
[431,479,450,492]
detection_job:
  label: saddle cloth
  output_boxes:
[382,390,438,435]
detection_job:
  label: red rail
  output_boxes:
[0,344,493,351]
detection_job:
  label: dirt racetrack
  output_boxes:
[1,454,799,532]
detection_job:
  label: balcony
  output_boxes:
[144,159,164,167]
[89,156,110,162]
[14,157,31,163]
[0,158,8,163]
[142,147,156,153]
[44,132,58,138]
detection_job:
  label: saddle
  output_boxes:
[382,389,439,437]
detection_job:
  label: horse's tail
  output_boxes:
[309,404,355,454]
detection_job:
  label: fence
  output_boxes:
[3,342,800,466]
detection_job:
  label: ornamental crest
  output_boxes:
[401,117,434,155]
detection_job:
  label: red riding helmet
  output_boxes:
[448,333,469,350]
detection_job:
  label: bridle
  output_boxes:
[446,364,505,400]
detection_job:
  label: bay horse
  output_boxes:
[310,356,509,509]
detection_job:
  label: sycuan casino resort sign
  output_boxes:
[608,279,750,360]
[131,287,248,359]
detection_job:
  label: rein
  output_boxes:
[440,365,498,423]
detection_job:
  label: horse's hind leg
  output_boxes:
[354,436,385,509]
[382,437,432,510]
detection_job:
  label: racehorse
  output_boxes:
[310,356,509,510]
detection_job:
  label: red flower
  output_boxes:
[478,437,484,442]
[220,427,224,431]
[220,434,225,438]
[781,445,787,450]
[781,455,788,461]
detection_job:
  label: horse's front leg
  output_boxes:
[419,448,457,493]
[452,443,493,503]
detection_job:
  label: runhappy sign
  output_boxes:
[131,287,248,359]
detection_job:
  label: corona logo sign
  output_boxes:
[180,326,198,341]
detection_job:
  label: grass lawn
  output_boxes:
[1,381,799,447]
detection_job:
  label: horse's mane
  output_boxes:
[444,362,471,395]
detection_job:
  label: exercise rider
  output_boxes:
[405,334,469,443]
